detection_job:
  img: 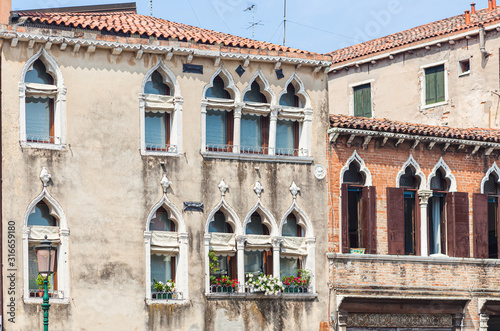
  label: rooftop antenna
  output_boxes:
[245,4,263,39]
[283,0,287,46]
[149,0,153,16]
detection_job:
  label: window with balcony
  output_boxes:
[244,213,273,276]
[205,76,234,152]
[242,82,270,154]
[140,61,182,155]
[20,50,66,148]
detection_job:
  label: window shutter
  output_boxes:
[228,255,237,279]
[473,193,488,259]
[341,184,349,253]
[362,86,372,118]
[264,250,273,276]
[261,115,269,152]
[414,194,421,256]
[368,186,377,254]
[353,87,362,117]
[293,121,300,153]
[447,192,470,257]
[226,111,234,152]
[435,65,445,103]
[165,112,171,146]
[425,68,437,104]
[387,188,405,255]
[171,255,176,282]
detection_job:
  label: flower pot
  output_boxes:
[38,290,44,297]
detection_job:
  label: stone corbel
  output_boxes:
[186,53,194,63]
[243,58,250,68]
[87,45,96,53]
[165,51,174,61]
[178,232,189,245]
[73,44,81,53]
[362,136,372,150]
[60,43,67,51]
[10,37,18,48]
[136,49,144,60]
[28,39,35,49]
[44,42,52,51]
[111,47,123,55]
[214,56,221,67]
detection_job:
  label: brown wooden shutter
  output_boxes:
[387,187,405,255]
[414,194,421,256]
[293,121,300,156]
[226,110,234,152]
[171,255,176,282]
[165,112,171,146]
[261,116,269,153]
[446,192,470,257]
[362,187,369,251]
[341,184,349,253]
[264,250,273,276]
[228,255,237,280]
[367,186,377,254]
[473,193,488,259]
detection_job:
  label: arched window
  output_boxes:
[140,62,182,155]
[483,173,500,258]
[244,212,273,277]
[244,81,267,103]
[340,152,376,254]
[208,211,236,290]
[428,168,448,255]
[279,84,299,107]
[280,213,305,280]
[204,75,235,153]
[241,78,270,154]
[145,176,188,303]
[21,50,66,148]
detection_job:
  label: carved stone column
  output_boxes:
[337,311,348,331]
[272,237,282,278]
[418,190,433,257]
[268,108,278,155]
[480,314,489,331]
[233,104,243,154]
[236,236,246,292]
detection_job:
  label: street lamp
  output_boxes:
[35,235,56,331]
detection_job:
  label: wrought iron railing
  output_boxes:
[205,145,308,157]
[208,284,312,295]
[240,145,269,155]
[151,290,184,300]
[26,135,59,144]
[205,144,235,153]
[209,284,239,294]
[275,147,309,157]
[29,289,64,299]
[282,285,311,294]
[146,143,178,153]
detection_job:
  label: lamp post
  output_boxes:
[35,235,56,331]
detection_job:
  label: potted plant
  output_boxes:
[246,274,284,295]
[36,274,51,297]
[152,279,176,299]
[282,269,311,293]
[208,250,220,285]
[215,275,239,293]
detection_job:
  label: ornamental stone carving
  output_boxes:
[253,181,264,198]
[161,174,172,193]
[40,167,51,187]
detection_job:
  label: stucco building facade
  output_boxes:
[0,3,332,330]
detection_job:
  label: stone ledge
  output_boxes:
[326,253,500,265]
[206,293,318,300]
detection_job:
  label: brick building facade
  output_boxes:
[327,115,500,330]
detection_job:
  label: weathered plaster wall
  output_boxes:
[1,43,330,330]
[328,31,500,128]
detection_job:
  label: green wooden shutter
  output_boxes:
[353,84,372,118]
[425,65,445,105]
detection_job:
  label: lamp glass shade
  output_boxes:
[36,247,56,278]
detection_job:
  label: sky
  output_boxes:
[13,0,481,54]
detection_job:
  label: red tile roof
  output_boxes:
[330,114,500,143]
[17,11,319,55]
[328,6,500,64]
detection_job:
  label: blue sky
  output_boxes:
[14,0,479,53]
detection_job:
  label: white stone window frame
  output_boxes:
[427,157,457,192]
[140,60,183,156]
[144,176,188,305]
[22,178,70,304]
[279,199,316,293]
[19,48,67,150]
[348,79,375,118]
[480,162,500,194]
[201,64,241,154]
[338,151,372,254]
[275,72,313,158]
[420,60,449,110]
[395,154,426,190]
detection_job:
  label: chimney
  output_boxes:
[465,10,471,24]
[471,2,476,14]
[0,0,11,24]
[489,0,497,11]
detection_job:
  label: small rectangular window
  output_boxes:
[145,112,170,151]
[353,84,372,118]
[459,59,471,76]
[425,65,445,105]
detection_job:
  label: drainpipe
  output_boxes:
[479,24,491,57]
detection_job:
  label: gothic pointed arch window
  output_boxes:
[140,61,182,155]
[340,152,376,254]
[429,167,449,255]
[20,49,66,148]
[244,212,273,277]
[23,168,69,303]
[145,175,188,303]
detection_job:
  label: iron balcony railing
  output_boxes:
[26,135,60,144]
[151,290,184,300]
[209,284,240,294]
[205,144,308,157]
[29,289,64,299]
[208,284,312,295]
[282,285,312,294]
[146,143,178,153]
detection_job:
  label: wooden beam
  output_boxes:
[329,133,340,143]
[443,143,451,152]
[381,137,389,147]
[395,138,405,147]
[472,145,481,155]
[486,147,495,156]
[362,136,372,149]
[411,140,420,150]
[347,134,356,147]
[428,141,436,150]
[135,49,144,60]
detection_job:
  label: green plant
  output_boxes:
[152,279,175,292]
[208,250,220,284]
[36,274,52,290]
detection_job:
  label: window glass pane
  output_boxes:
[246,214,264,235]
[282,214,299,237]
[209,212,228,233]
[488,199,498,258]
[244,251,264,276]
[151,254,173,283]
[150,209,175,231]
[29,245,56,290]
[279,84,298,107]
[276,120,295,153]
[280,257,299,277]
[429,196,442,255]
[404,195,415,255]
[206,76,231,99]
[25,60,53,85]
[28,203,58,226]
[26,97,51,142]
[211,256,229,278]
[145,112,166,149]
[244,81,267,103]
[145,71,170,95]
[240,114,261,149]
[206,109,227,147]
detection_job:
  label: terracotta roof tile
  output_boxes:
[329,114,500,143]
[328,6,500,64]
[18,11,319,55]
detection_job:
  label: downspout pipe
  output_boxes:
[479,24,491,57]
